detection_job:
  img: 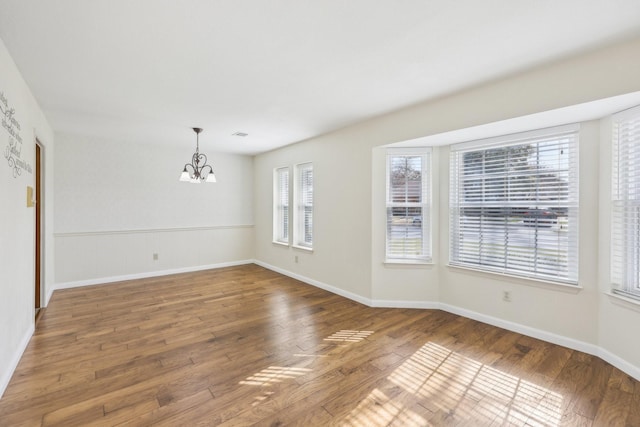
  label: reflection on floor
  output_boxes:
[346,341,563,426]
[0,265,637,426]
[325,330,375,343]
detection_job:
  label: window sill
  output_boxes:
[272,241,289,247]
[384,259,433,267]
[606,291,640,312]
[446,264,582,293]
[292,244,313,252]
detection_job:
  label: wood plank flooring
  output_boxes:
[0,264,638,426]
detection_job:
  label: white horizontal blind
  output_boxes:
[386,149,431,261]
[295,163,313,248]
[274,167,289,244]
[611,106,640,299]
[450,126,579,283]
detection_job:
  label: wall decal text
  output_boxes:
[1,90,31,178]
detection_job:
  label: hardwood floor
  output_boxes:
[0,264,638,426]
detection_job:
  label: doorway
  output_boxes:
[35,142,43,321]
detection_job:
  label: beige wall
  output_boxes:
[254,128,374,301]
[0,38,55,397]
[597,115,640,374]
[54,133,255,286]
[3,26,640,402]
[370,146,440,305]
[437,121,600,346]
[254,36,640,378]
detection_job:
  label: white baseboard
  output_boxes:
[254,261,640,382]
[371,299,440,309]
[598,347,640,382]
[252,260,373,307]
[53,260,254,291]
[45,285,55,307]
[0,324,34,399]
[438,303,600,356]
[48,259,640,383]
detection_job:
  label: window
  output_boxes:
[294,162,313,248]
[386,149,431,261]
[450,125,579,284]
[273,167,289,244]
[611,106,640,299]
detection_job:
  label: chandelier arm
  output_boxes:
[194,154,209,178]
[180,127,215,183]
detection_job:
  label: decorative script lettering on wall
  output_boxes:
[1,90,32,178]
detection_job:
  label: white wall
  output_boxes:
[0,38,55,397]
[2,27,639,404]
[254,36,640,379]
[254,129,374,301]
[370,146,440,305]
[438,121,601,347]
[597,115,640,376]
[54,133,254,287]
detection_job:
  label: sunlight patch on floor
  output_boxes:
[324,330,374,343]
[346,341,564,426]
[293,353,329,358]
[239,366,311,386]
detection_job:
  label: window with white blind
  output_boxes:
[611,105,640,299]
[294,162,313,248]
[386,149,431,261]
[450,125,579,284]
[273,166,289,244]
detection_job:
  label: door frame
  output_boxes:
[35,141,43,318]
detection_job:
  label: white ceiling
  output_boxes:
[1,1,639,155]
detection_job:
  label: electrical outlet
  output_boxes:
[294,255,299,263]
[153,253,159,261]
[502,291,511,302]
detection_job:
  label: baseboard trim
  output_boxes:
[252,260,373,307]
[371,299,440,309]
[45,285,55,307]
[54,260,254,291]
[438,303,599,355]
[48,260,640,383]
[0,323,34,399]
[254,261,640,382]
[598,347,640,382]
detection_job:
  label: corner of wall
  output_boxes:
[0,324,34,398]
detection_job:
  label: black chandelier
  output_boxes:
[179,127,217,183]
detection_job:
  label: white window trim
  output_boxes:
[606,292,640,311]
[272,166,290,246]
[451,124,580,152]
[611,105,640,301]
[293,162,313,250]
[448,263,583,291]
[384,259,433,266]
[385,147,432,264]
[449,124,579,285]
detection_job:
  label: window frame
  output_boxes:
[273,166,290,245]
[294,162,313,250]
[385,148,432,263]
[449,124,580,285]
[611,105,640,300]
